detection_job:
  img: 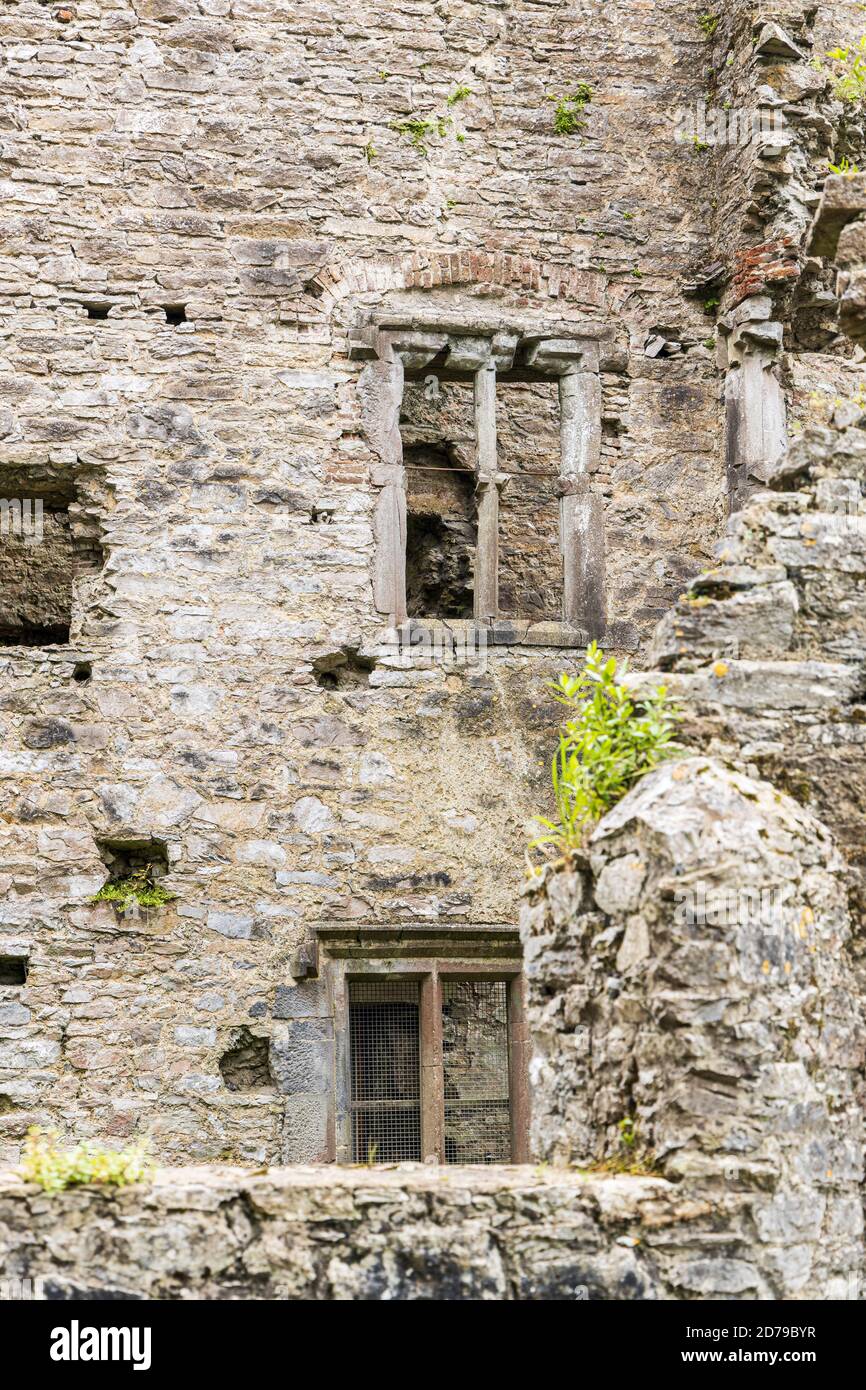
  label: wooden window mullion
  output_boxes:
[420,968,444,1162]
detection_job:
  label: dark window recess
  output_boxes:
[219,1027,274,1091]
[405,445,476,619]
[85,304,111,320]
[163,304,187,325]
[442,980,511,1164]
[0,955,28,986]
[0,475,103,649]
[72,661,92,683]
[0,496,73,647]
[349,980,421,1162]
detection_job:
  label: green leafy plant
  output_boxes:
[20,1126,153,1193]
[828,154,860,175]
[391,117,440,153]
[583,1116,659,1176]
[364,141,376,163]
[819,38,866,104]
[531,643,682,854]
[549,82,593,135]
[392,107,465,155]
[91,864,174,910]
[446,84,472,106]
[698,12,719,38]
[618,1116,638,1149]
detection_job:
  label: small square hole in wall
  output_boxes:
[163,304,187,325]
[219,1027,275,1091]
[97,837,169,881]
[313,647,375,690]
[72,661,92,683]
[94,837,170,913]
[85,303,111,320]
[0,954,28,986]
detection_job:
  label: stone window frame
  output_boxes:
[350,312,607,643]
[314,924,529,1164]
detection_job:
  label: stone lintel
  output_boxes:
[349,314,609,376]
[314,922,521,960]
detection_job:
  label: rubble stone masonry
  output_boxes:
[2,0,866,1303]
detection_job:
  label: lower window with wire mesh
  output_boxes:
[442,980,511,1163]
[349,980,422,1163]
[348,977,512,1164]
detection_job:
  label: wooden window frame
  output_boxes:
[327,956,529,1165]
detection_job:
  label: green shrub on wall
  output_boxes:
[531,642,682,854]
[20,1126,153,1193]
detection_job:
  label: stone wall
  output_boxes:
[0,1163,840,1301]
[0,0,737,1164]
[647,417,866,930]
[516,163,866,1291]
[520,758,865,1296]
[0,0,865,1175]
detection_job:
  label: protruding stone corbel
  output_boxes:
[522,336,599,376]
[386,331,448,374]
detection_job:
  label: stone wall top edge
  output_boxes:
[0,1164,674,1199]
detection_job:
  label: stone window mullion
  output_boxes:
[473,360,498,621]
[558,366,605,638]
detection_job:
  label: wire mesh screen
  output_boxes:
[442,980,511,1163]
[349,980,421,1163]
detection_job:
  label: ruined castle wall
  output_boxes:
[0,0,737,1162]
[1,0,865,1165]
[648,417,866,933]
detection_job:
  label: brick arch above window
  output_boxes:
[303,250,607,320]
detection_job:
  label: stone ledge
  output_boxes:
[0,1164,750,1301]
